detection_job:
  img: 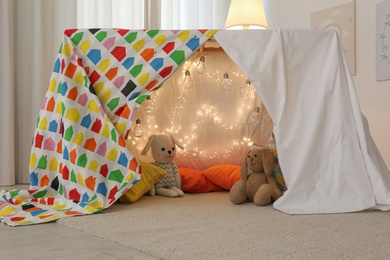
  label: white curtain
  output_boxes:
[160,0,230,29]
[0,0,76,186]
[76,0,145,29]
[76,0,229,29]
[0,0,15,186]
[0,0,229,186]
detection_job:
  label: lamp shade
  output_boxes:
[224,0,268,29]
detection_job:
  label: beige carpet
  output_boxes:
[58,192,390,260]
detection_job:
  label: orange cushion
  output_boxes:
[179,167,223,193]
[202,164,241,191]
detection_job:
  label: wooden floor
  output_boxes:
[0,185,158,260]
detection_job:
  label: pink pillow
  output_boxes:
[179,167,223,193]
[202,164,241,190]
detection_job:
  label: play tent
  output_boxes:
[1,28,390,226]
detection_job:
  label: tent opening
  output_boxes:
[127,47,274,171]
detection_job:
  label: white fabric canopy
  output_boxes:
[214,29,390,214]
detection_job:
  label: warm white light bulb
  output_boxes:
[221,73,232,92]
[144,95,153,114]
[249,107,260,126]
[133,119,143,138]
[214,116,221,126]
[240,79,251,97]
[266,131,276,150]
[183,70,193,89]
[195,56,206,75]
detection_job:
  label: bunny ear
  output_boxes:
[240,150,250,182]
[141,135,156,155]
[262,148,275,177]
[170,135,184,150]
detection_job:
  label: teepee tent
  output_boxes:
[1,29,390,226]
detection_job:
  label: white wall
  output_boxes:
[264,0,390,168]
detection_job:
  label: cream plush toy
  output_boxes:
[141,134,184,198]
[229,145,282,206]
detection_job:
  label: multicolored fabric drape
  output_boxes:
[0,29,216,226]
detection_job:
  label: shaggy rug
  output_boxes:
[58,192,390,260]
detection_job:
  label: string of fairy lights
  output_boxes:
[128,52,273,160]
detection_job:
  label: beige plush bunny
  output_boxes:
[229,145,282,206]
[141,134,184,198]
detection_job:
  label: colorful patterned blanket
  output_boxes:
[0,29,216,226]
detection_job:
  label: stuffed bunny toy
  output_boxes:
[229,145,282,206]
[141,134,184,198]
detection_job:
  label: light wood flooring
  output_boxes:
[0,185,158,260]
